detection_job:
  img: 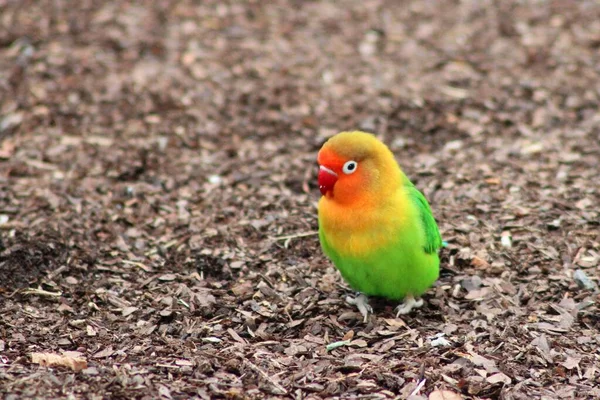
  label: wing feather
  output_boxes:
[406,184,442,254]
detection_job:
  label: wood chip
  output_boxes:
[31,352,87,371]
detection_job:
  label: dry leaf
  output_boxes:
[531,333,552,362]
[342,330,355,341]
[122,306,138,317]
[93,347,115,359]
[31,352,87,371]
[486,372,512,384]
[466,352,499,373]
[231,281,254,296]
[384,318,407,328]
[470,256,490,269]
[562,356,581,370]
[228,328,247,344]
[287,319,304,328]
[464,287,491,300]
[158,274,177,281]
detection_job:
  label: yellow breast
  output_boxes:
[318,190,414,257]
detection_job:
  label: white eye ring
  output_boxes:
[342,160,358,175]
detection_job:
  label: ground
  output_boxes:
[0,1,599,399]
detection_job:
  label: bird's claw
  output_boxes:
[395,295,424,317]
[346,293,372,323]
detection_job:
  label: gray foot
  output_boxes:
[395,295,424,317]
[345,292,373,323]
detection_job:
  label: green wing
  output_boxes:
[406,183,442,254]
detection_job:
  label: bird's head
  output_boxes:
[317,131,401,204]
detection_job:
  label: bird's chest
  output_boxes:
[319,202,401,258]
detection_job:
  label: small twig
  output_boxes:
[155,363,181,369]
[440,85,469,99]
[177,298,190,309]
[3,288,22,299]
[270,231,318,241]
[409,378,427,397]
[122,260,152,272]
[270,231,318,248]
[326,340,351,351]
[21,288,62,297]
[244,360,288,395]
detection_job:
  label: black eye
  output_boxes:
[342,160,358,174]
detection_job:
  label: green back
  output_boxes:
[406,182,443,254]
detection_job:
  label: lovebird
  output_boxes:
[317,131,442,322]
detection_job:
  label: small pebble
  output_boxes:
[574,269,596,290]
[208,175,222,184]
[501,231,512,248]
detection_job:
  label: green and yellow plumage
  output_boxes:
[317,131,442,303]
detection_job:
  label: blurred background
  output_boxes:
[1,1,599,399]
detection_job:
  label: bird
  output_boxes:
[317,131,443,322]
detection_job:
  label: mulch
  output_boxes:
[1,1,599,399]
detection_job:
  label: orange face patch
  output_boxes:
[317,147,370,205]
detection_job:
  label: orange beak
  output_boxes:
[318,165,338,195]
